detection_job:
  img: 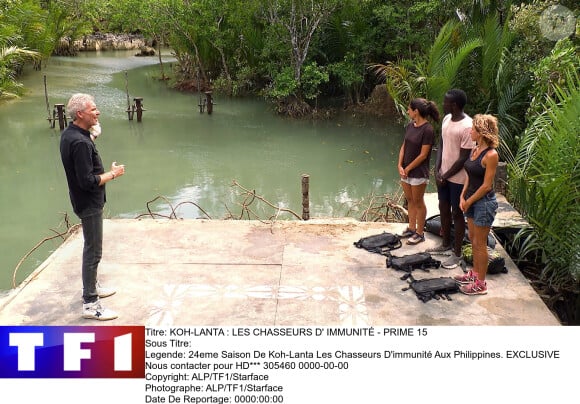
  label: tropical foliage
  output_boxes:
[0,46,40,99]
[0,0,42,99]
[508,43,580,292]
[0,0,98,99]
[370,21,483,117]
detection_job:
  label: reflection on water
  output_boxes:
[0,50,405,291]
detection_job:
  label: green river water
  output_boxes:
[0,50,407,293]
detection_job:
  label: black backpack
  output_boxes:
[424,214,496,249]
[403,275,459,303]
[354,232,402,255]
[386,252,441,273]
[461,244,508,275]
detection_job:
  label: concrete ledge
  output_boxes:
[0,218,559,326]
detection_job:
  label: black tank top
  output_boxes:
[464,147,494,199]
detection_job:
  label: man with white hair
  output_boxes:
[60,93,125,320]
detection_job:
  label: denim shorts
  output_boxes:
[465,193,498,227]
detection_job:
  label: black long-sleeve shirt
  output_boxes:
[60,122,106,215]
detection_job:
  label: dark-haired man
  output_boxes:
[430,89,474,268]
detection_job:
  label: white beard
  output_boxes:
[89,123,102,141]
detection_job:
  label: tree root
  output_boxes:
[134,195,212,220]
[226,180,303,221]
[347,189,408,223]
[12,213,79,288]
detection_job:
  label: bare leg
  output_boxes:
[401,181,416,232]
[472,223,491,281]
[411,183,428,235]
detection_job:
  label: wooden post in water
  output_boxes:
[301,174,310,221]
[134,97,144,122]
[197,68,205,113]
[205,91,213,115]
[55,104,67,130]
[125,71,134,120]
[44,75,52,127]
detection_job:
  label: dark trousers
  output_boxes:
[437,181,466,257]
[80,208,103,304]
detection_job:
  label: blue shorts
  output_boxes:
[465,193,498,227]
[437,181,464,208]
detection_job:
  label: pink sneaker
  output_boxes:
[453,270,478,284]
[460,279,487,295]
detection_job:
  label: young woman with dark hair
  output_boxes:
[397,98,440,245]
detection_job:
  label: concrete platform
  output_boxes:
[0,211,559,326]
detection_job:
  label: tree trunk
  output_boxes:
[211,41,232,94]
[157,37,167,80]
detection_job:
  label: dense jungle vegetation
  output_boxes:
[1,0,579,322]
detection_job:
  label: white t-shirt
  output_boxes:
[439,114,474,185]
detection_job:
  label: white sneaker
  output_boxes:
[82,300,118,321]
[81,283,116,299]
[442,253,462,269]
[97,285,116,298]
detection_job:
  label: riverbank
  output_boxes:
[52,33,397,120]
[54,33,154,55]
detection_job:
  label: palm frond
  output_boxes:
[368,61,423,117]
[427,21,457,77]
[480,14,514,90]
[0,46,41,63]
[508,69,580,289]
[496,71,529,160]
[426,37,482,106]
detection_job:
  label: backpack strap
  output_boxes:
[374,238,402,255]
[401,273,416,290]
[418,292,434,303]
[385,251,393,267]
[392,238,403,250]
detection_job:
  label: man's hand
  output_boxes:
[435,172,446,187]
[111,161,125,178]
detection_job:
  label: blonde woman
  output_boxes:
[454,114,499,295]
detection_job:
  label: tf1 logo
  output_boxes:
[0,326,145,378]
